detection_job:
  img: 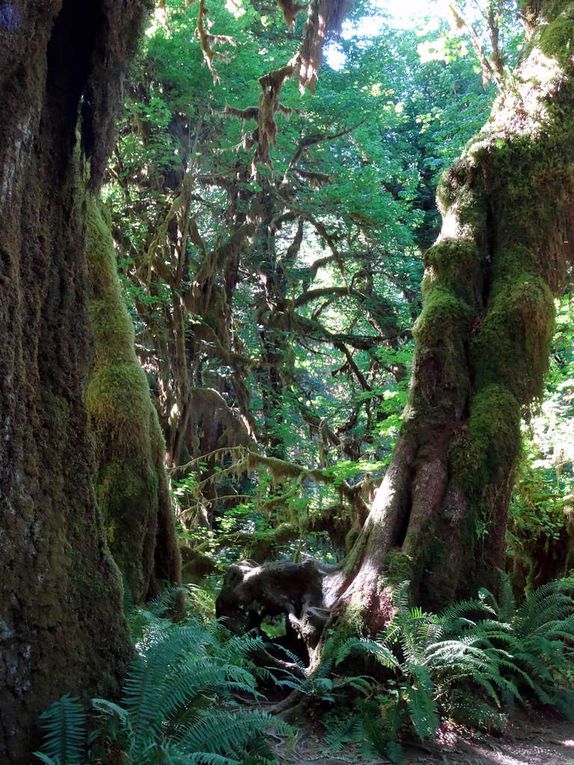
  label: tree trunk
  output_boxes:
[336,1,574,625]
[85,198,181,602]
[0,2,151,760]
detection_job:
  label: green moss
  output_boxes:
[90,299,135,363]
[425,239,483,308]
[399,4,574,609]
[472,274,554,402]
[384,549,413,585]
[86,363,150,441]
[85,194,177,602]
[487,131,574,290]
[86,199,123,294]
[539,7,574,68]
[413,285,472,344]
[96,456,158,587]
[410,285,473,415]
[450,384,521,495]
[469,385,521,469]
[491,245,538,282]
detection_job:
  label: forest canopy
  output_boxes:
[2,1,574,763]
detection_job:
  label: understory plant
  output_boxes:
[34,577,574,765]
[327,576,574,763]
[35,607,286,765]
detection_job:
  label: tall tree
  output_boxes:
[0,1,179,761]
[335,0,574,625]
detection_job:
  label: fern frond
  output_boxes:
[446,689,506,732]
[158,742,241,765]
[392,581,411,614]
[178,709,278,757]
[35,694,86,765]
[336,637,399,669]
[403,664,439,739]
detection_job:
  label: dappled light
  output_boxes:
[2,1,574,764]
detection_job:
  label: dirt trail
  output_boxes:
[283,711,574,765]
[412,712,574,765]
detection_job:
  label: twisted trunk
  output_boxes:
[217,2,574,653]
[337,1,574,624]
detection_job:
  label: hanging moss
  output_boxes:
[85,195,180,602]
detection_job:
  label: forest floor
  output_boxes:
[280,710,574,765]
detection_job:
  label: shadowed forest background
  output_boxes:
[2,1,574,763]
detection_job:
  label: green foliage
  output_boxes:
[104,0,494,562]
[273,647,375,704]
[329,577,574,763]
[39,579,570,765]
[34,695,86,765]
[35,614,285,765]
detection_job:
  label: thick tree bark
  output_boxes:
[0,2,156,761]
[336,0,574,623]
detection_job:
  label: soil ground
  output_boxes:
[280,710,574,765]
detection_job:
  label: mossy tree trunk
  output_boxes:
[85,199,181,602]
[0,1,161,761]
[335,1,574,626]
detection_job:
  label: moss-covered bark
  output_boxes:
[0,1,150,761]
[86,198,181,602]
[339,1,574,621]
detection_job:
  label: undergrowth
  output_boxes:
[35,591,287,765]
[324,576,574,763]
[35,577,574,765]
